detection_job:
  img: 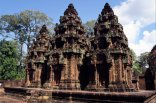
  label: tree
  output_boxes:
[0,10,53,49]
[84,20,96,34]
[138,52,149,73]
[130,49,142,74]
[130,50,149,74]
[0,40,24,80]
[133,61,142,74]
[0,10,54,71]
[130,49,137,62]
[85,20,96,28]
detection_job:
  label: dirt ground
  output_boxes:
[0,88,26,103]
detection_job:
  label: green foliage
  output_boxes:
[84,20,96,33]
[138,52,149,71]
[0,40,25,80]
[85,20,96,28]
[130,49,149,74]
[0,10,53,47]
[132,61,142,74]
[130,49,136,62]
[15,67,25,80]
[130,49,142,74]
[0,10,54,74]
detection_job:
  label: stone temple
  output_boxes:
[148,45,156,72]
[145,45,156,90]
[4,3,156,103]
[25,3,133,92]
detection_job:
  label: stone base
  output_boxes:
[42,82,52,88]
[27,81,41,88]
[4,87,156,103]
[86,82,97,91]
[59,80,80,90]
[108,82,135,92]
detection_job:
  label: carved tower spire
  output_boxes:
[49,3,89,90]
[55,3,84,36]
[92,3,133,91]
[25,25,50,87]
[145,45,156,90]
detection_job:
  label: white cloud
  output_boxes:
[113,0,155,56]
[123,21,142,43]
[114,0,155,26]
[130,30,156,56]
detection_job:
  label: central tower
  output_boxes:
[49,4,88,90]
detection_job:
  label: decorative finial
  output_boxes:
[105,3,110,7]
[68,3,74,8]
[64,3,78,15]
[101,3,114,15]
[39,25,48,34]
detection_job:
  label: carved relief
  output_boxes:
[25,3,134,92]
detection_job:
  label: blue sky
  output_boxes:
[0,0,156,56]
[0,0,124,23]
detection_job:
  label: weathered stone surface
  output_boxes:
[4,87,156,103]
[0,88,26,103]
[25,3,133,92]
[48,3,88,90]
[90,3,133,91]
[25,25,51,88]
[145,45,156,90]
[148,45,156,71]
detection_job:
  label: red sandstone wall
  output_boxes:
[2,80,25,87]
[139,77,146,90]
[139,76,156,90]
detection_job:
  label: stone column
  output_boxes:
[35,64,42,87]
[122,60,125,82]
[67,55,72,89]
[124,69,127,83]
[71,55,77,89]
[65,54,80,90]
[33,64,37,82]
[94,64,98,88]
[25,68,30,86]
[97,70,99,87]
[49,65,53,87]
[64,59,68,89]
[109,69,113,84]
[109,60,115,84]
[129,69,133,87]
[49,65,52,83]
[60,64,66,89]
[119,55,122,82]
[75,58,78,89]
[127,68,133,88]
[111,59,115,82]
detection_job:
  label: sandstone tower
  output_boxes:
[145,45,156,90]
[25,25,50,87]
[47,4,89,89]
[25,3,134,92]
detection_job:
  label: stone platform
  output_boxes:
[4,87,156,103]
